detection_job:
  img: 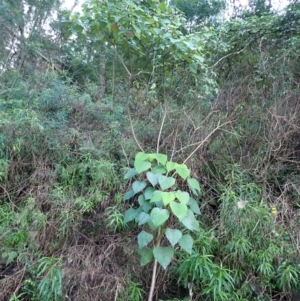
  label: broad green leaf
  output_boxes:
[123,189,135,201]
[138,195,152,212]
[135,152,149,161]
[124,208,139,224]
[147,172,159,186]
[132,181,147,194]
[134,160,151,174]
[161,192,175,206]
[153,246,174,269]
[138,248,153,266]
[124,168,137,179]
[137,212,150,225]
[150,208,169,227]
[148,154,156,161]
[187,178,201,195]
[176,164,190,180]
[176,190,189,204]
[132,23,141,39]
[158,175,176,190]
[166,161,177,172]
[170,202,187,221]
[188,185,197,196]
[163,32,171,39]
[138,230,154,248]
[141,202,152,213]
[150,191,161,203]
[181,209,200,232]
[188,198,201,215]
[155,201,164,208]
[147,218,157,231]
[152,165,167,174]
[153,28,161,35]
[144,186,155,200]
[152,153,168,165]
[159,2,167,11]
[138,194,145,206]
[189,62,198,74]
[194,54,204,63]
[179,234,194,254]
[165,228,182,247]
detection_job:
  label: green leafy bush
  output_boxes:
[123,152,201,270]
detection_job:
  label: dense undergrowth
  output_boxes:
[1,0,300,300]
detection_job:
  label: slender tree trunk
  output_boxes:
[97,44,106,103]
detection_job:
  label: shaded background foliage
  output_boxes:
[1,0,300,300]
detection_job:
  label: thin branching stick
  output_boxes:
[127,99,144,153]
[147,259,158,301]
[114,48,131,77]
[148,227,161,301]
[156,107,167,153]
[115,46,144,152]
[183,120,232,164]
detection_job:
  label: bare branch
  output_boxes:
[183,120,232,164]
[127,103,144,152]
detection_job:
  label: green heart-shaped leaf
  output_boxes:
[134,160,151,174]
[166,161,177,172]
[132,181,147,194]
[142,202,152,213]
[188,197,201,215]
[178,234,194,254]
[147,218,157,230]
[187,178,201,195]
[153,246,174,269]
[152,165,167,174]
[150,191,161,203]
[147,172,158,187]
[165,228,182,247]
[176,190,189,204]
[150,208,169,227]
[137,212,150,225]
[124,168,138,179]
[161,192,175,206]
[170,201,187,221]
[138,248,153,266]
[123,189,135,201]
[135,152,149,161]
[181,209,200,232]
[124,208,139,224]
[144,187,155,200]
[138,230,153,248]
[158,175,176,190]
[138,194,145,206]
[176,163,190,180]
[152,153,168,165]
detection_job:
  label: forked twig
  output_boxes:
[183,120,232,164]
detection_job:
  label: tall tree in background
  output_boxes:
[63,0,215,102]
[229,0,273,18]
[171,0,225,26]
[245,0,272,16]
[0,0,61,80]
